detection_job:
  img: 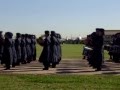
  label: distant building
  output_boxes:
[104,30,120,44]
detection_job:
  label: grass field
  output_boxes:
[0,74,120,90]
[37,44,110,59]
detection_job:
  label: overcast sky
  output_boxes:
[0,0,120,37]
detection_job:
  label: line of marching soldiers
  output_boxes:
[37,31,62,70]
[105,33,120,63]
[83,28,104,71]
[0,31,36,70]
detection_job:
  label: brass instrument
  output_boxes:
[37,35,45,46]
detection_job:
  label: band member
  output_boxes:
[25,34,32,63]
[56,33,62,64]
[0,31,4,64]
[50,31,59,68]
[12,39,17,67]
[33,35,37,60]
[21,34,27,64]
[3,32,13,70]
[30,35,36,61]
[90,28,104,71]
[112,33,120,63]
[39,31,51,70]
[15,33,22,65]
[82,35,93,60]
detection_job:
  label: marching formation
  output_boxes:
[0,29,119,72]
[105,33,120,63]
[83,28,104,71]
[37,31,62,70]
[0,31,36,70]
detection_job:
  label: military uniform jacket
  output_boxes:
[39,36,51,63]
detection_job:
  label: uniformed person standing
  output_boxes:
[39,31,51,70]
[3,32,13,70]
[30,35,35,61]
[15,33,22,65]
[50,31,59,68]
[21,34,27,64]
[12,38,17,67]
[25,34,32,63]
[91,28,104,71]
[112,33,120,63]
[33,35,37,61]
[56,33,62,64]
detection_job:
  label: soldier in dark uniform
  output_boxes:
[108,35,115,60]
[0,31,4,64]
[112,33,120,63]
[56,33,62,64]
[90,28,104,71]
[12,39,17,67]
[15,33,22,65]
[33,35,37,61]
[30,35,36,61]
[39,31,51,70]
[50,31,59,68]
[21,34,27,64]
[3,32,13,70]
[82,35,93,60]
[25,34,32,63]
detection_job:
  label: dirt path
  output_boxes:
[0,59,120,75]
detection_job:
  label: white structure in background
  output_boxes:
[78,36,82,40]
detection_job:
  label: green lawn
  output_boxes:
[0,74,120,90]
[37,44,110,59]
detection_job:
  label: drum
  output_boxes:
[83,46,93,56]
[84,47,93,51]
[109,45,120,53]
[37,35,45,46]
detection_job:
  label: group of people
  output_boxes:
[0,31,36,70]
[107,33,120,63]
[37,31,62,70]
[83,28,104,71]
[1,29,113,71]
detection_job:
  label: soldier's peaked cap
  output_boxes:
[0,31,3,33]
[5,32,13,38]
[96,28,104,32]
[51,31,56,36]
[16,33,21,36]
[45,30,49,35]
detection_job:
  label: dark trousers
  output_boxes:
[113,53,120,63]
[43,61,50,69]
[93,52,102,69]
[5,60,11,69]
[16,59,21,65]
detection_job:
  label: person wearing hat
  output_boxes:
[21,34,27,64]
[0,31,4,64]
[50,31,59,68]
[11,36,17,67]
[56,33,62,64]
[25,34,32,63]
[3,32,13,70]
[39,31,51,70]
[88,28,104,71]
[15,33,22,65]
[29,35,35,61]
[112,33,120,63]
[30,35,37,61]
[33,35,37,61]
